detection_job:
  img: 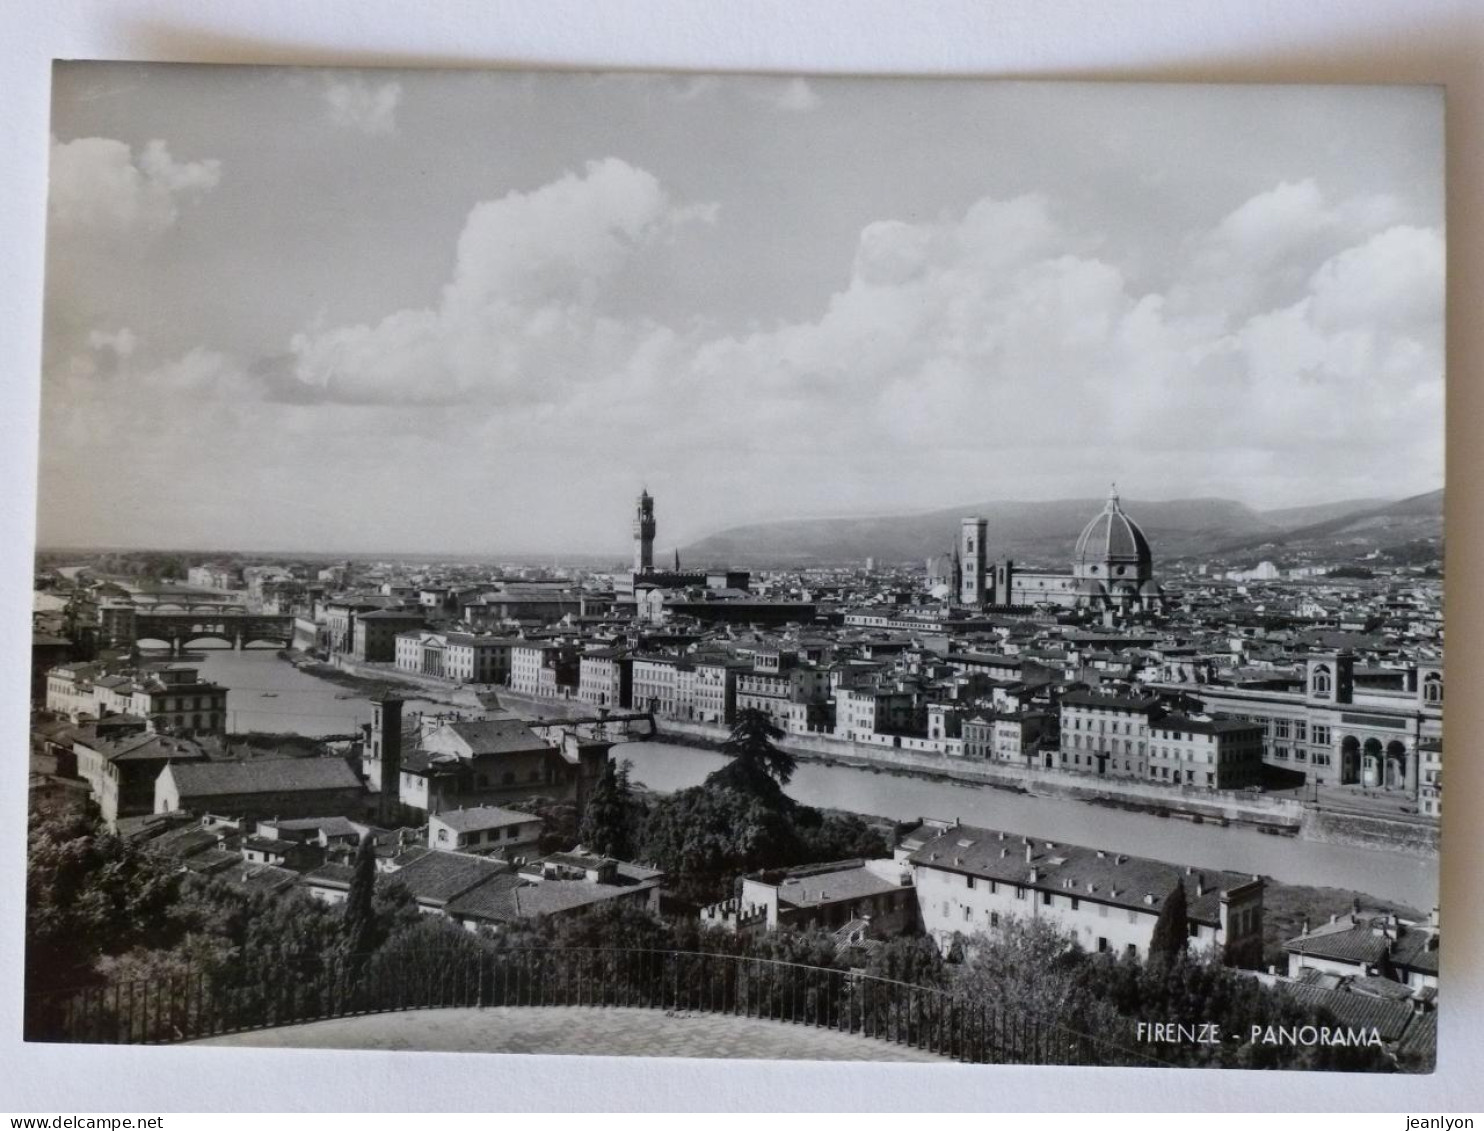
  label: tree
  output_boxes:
[578,759,639,860]
[956,916,1119,1041]
[340,834,380,973]
[639,784,804,904]
[1147,878,1188,966]
[25,808,183,995]
[710,708,798,795]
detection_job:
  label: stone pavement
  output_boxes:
[195,1005,947,1061]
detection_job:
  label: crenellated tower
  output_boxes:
[633,489,656,574]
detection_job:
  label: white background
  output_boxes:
[1,0,1480,1112]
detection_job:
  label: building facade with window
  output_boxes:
[906,822,1264,966]
[1057,688,1162,779]
[1147,714,1265,790]
[1159,652,1442,802]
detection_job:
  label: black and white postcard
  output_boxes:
[25,64,1444,1073]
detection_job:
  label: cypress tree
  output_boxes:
[341,833,379,974]
[1148,878,1189,965]
[579,759,636,860]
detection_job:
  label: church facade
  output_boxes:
[959,487,1163,613]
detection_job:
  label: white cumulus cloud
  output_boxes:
[288,157,715,405]
[324,78,403,135]
[49,137,221,235]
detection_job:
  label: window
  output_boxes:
[963,906,972,923]
[1041,891,1052,906]
[1097,937,1109,953]
[1015,886,1026,901]
[966,875,976,890]
[1312,724,1331,746]
[989,912,1000,928]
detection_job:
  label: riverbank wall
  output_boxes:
[650,716,1305,832]
[278,656,1436,858]
[1302,808,1442,856]
[284,652,490,711]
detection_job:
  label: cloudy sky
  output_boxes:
[38,65,1444,556]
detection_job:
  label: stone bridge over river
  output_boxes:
[100,603,295,653]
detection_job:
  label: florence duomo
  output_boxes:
[957,486,1163,614]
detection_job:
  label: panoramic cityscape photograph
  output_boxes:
[23,63,1444,1072]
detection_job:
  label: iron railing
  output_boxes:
[24,946,1171,1067]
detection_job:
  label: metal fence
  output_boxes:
[25,945,1170,1067]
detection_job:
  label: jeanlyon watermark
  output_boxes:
[1134,1021,1387,1048]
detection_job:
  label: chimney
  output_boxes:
[1024,843,1034,863]
[1196,875,1206,897]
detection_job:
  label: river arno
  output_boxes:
[182,650,1438,908]
[615,742,1437,907]
[158,646,449,737]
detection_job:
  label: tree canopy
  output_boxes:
[578,759,641,860]
[710,708,798,795]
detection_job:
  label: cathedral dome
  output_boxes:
[1074,486,1152,572]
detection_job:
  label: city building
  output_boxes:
[1283,910,1440,997]
[959,488,1163,613]
[72,728,208,828]
[1160,651,1443,800]
[351,608,427,663]
[611,489,751,599]
[395,630,519,684]
[445,851,665,932]
[428,804,544,856]
[906,821,1264,965]
[1147,713,1265,789]
[700,858,916,936]
[509,642,580,698]
[361,700,610,820]
[155,757,367,823]
[45,662,227,735]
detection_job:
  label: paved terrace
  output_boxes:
[194,1005,945,1061]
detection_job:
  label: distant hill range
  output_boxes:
[679,490,1442,568]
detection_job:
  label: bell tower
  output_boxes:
[633,489,656,575]
[959,517,987,606]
